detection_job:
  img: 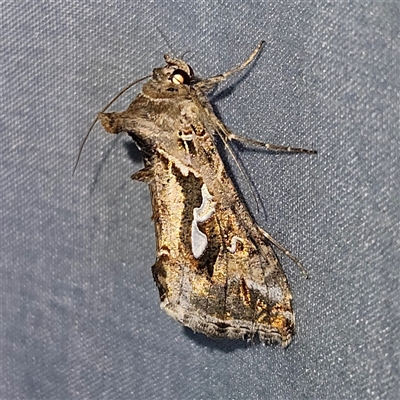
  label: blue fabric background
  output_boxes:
[1,1,398,399]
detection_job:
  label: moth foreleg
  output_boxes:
[195,41,265,92]
[131,166,154,183]
[227,131,317,154]
[98,112,127,135]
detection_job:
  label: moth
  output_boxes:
[84,41,316,346]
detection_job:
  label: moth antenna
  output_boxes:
[155,28,190,61]
[156,27,176,55]
[179,50,192,61]
[73,75,151,174]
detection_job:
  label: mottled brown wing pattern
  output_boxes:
[147,133,294,346]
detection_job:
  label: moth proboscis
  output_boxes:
[81,41,316,347]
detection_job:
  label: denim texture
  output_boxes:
[1,1,398,399]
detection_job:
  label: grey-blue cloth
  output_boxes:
[1,2,398,399]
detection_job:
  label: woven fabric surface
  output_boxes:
[1,2,398,399]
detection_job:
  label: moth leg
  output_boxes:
[227,131,317,154]
[195,41,265,92]
[73,111,133,173]
[258,226,309,278]
[98,112,128,135]
[131,166,154,183]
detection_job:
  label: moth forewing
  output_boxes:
[97,42,315,347]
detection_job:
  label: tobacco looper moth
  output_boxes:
[84,41,316,346]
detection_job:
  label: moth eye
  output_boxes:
[171,69,190,85]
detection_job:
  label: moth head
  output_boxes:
[164,54,194,85]
[145,56,195,99]
[150,55,193,85]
